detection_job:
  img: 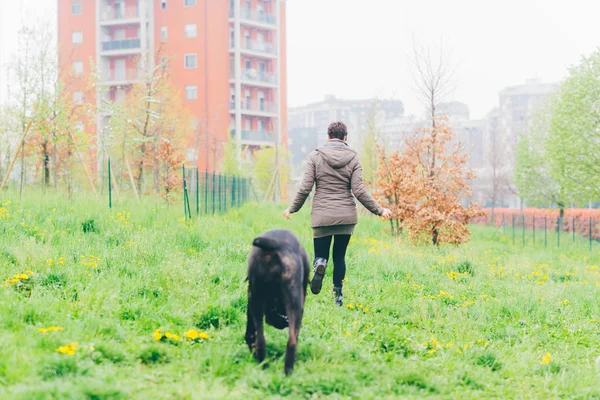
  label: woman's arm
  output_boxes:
[350,161,385,216]
[288,155,316,214]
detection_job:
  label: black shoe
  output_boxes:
[310,258,327,295]
[333,286,343,307]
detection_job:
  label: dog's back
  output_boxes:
[245,229,310,375]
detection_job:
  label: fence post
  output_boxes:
[108,157,112,210]
[532,215,535,245]
[223,175,227,213]
[196,168,199,216]
[512,214,515,245]
[544,215,547,247]
[232,176,236,208]
[591,217,593,252]
[557,217,561,248]
[204,170,208,215]
[572,216,575,243]
[183,164,187,220]
[212,171,216,215]
[522,213,525,246]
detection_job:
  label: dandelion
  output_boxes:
[57,342,79,356]
[185,329,200,340]
[541,353,551,365]
[153,329,163,341]
[199,332,210,340]
[345,332,351,337]
[347,304,355,309]
[39,326,63,333]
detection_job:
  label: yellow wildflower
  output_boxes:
[199,332,210,340]
[185,329,200,340]
[347,304,355,309]
[39,326,63,333]
[541,353,551,365]
[153,329,163,341]
[57,342,79,356]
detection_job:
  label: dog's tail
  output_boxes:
[252,236,281,251]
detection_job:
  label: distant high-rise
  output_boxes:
[289,95,404,150]
[57,0,287,172]
[498,79,557,147]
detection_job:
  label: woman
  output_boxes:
[283,122,392,306]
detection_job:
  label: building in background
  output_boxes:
[288,95,403,176]
[498,79,557,155]
[57,0,287,172]
[289,95,404,149]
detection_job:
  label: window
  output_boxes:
[73,91,83,105]
[184,54,197,69]
[72,61,83,76]
[72,31,83,45]
[161,26,167,41]
[184,0,196,6]
[184,24,197,38]
[72,1,82,15]
[160,56,168,71]
[161,0,167,9]
[185,85,198,100]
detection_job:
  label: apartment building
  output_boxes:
[58,0,287,172]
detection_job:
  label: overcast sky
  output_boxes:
[1,0,598,119]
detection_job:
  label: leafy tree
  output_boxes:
[376,117,483,245]
[106,59,190,196]
[515,102,570,216]
[546,49,600,204]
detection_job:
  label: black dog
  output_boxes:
[245,229,309,375]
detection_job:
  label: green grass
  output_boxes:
[1,193,600,399]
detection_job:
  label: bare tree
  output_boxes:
[480,108,511,221]
[409,36,457,244]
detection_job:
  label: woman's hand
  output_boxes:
[283,208,291,220]
[381,208,393,219]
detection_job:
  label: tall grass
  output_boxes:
[1,193,599,398]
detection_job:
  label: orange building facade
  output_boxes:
[58,0,288,172]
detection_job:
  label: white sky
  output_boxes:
[1,0,598,119]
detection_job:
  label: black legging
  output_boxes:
[313,235,351,288]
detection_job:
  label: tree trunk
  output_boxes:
[137,142,146,195]
[19,138,25,198]
[42,139,50,188]
[432,226,439,246]
[52,132,58,188]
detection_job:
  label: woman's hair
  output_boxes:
[327,121,347,140]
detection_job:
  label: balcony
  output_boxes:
[241,39,277,56]
[101,38,141,54]
[230,8,277,27]
[231,100,278,115]
[241,9,277,25]
[232,129,275,144]
[100,6,140,24]
[239,69,277,86]
[101,68,141,86]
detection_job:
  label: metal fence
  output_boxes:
[472,208,600,251]
[182,166,252,219]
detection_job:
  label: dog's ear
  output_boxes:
[252,237,280,251]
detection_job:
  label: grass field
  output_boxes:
[1,194,600,399]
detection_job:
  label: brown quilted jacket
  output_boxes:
[289,140,384,227]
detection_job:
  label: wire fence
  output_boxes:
[472,208,600,251]
[181,166,254,220]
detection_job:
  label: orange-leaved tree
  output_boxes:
[375,117,484,245]
[156,139,184,203]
